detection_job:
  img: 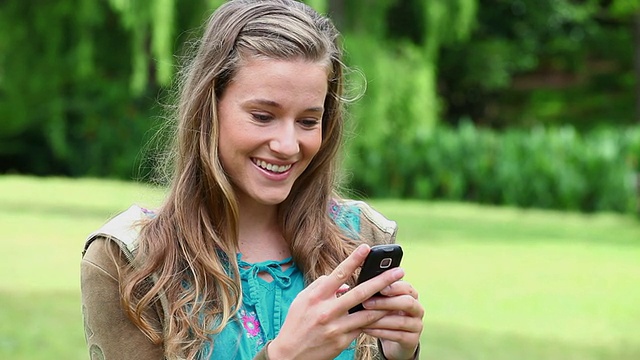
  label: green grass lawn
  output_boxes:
[1,175,639,359]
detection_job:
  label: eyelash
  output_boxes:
[251,113,272,123]
[299,119,320,128]
[251,113,321,129]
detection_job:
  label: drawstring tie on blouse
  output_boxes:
[238,257,294,338]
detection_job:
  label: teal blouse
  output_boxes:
[206,200,362,360]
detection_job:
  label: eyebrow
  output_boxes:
[246,98,324,113]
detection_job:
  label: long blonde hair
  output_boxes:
[120,1,375,358]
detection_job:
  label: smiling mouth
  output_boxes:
[252,158,292,173]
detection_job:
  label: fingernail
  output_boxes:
[363,299,375,308]
[392,267,404,278]
[336,284,350,296]
[357,244,369,255]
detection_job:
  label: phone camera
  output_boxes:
[379,258,392,268]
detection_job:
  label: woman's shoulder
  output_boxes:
[83,205,156,260]
[329,199,397,245]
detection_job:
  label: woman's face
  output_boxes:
[217,57,327,210]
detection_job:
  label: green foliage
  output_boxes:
[339,0,479,174]
[0,0,216,178]
[611,0,640,16]
[438,0,636,128]
[342,33,445,205]
[303,0,327,14]
[107,0,177,92]
[0,1,132,175]
[346,123,639,214]
[422,0,477,57]
[342,0,478,134]
[0,0,636,217]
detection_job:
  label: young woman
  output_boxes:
[81,1,424,359]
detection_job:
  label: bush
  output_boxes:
[345,123,639,214]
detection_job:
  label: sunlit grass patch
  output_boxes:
[1,176,639,359]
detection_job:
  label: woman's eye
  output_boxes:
[300,119,320,128]
[251,113,272,123]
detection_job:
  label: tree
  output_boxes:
[436,0,637,129]
[0,0,217,177]
[333,0,478,197]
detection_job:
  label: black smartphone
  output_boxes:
[349,244,403,313]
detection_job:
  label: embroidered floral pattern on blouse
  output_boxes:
[139,206,157,218]
[240,309,264,345]
[328,199,361,238]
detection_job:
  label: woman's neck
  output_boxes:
[236,201,290,263]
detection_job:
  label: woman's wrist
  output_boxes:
[266,337,293,360]
[377,338,420,360]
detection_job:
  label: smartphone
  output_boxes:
[349,244,403,313]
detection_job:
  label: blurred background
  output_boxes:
[1,0,639,359]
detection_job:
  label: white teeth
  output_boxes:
[254,159,291,173]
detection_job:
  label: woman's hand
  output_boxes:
[268,244,405,360]
[361,280,424,360]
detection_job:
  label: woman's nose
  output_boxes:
[269,122,300,156]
